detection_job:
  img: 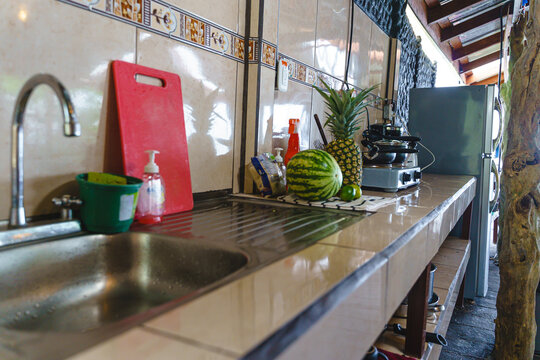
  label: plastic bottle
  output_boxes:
[284,119,300,165]
[136,150,165,224]
[274,147,286,184]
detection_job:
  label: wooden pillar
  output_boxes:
[494,2,540,359]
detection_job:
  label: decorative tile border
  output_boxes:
[58,0,382,108]
[261,40,277,68]
[58,0,247,62]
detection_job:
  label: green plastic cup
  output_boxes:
[76,173,142,234]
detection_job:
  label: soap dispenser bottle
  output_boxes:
[274,147,286,183]
[136,150,165,224]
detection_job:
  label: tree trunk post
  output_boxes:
[494,1,540,359]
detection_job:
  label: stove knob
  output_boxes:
[402,173,412,183]
[414,171,422,180]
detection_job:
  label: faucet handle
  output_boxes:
[52,195,83,220]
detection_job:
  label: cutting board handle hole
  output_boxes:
[135,74,164,87]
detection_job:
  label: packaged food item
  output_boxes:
[248,153,286,196]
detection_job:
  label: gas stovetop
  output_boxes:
[362,165,421,192]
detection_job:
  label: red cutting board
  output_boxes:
[112,60,193,214]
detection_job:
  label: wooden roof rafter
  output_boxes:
[407,0,513,84]
[427,0,485,24]
[440,3,513,42]
[452,33,501,60]
[460,51,501,72]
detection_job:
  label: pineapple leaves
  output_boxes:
[313,79,379,140]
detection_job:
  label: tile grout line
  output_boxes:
[238,0,252,192]
[232,53,240,191]
[252,0,265,156]
[308,0,320,148]
[345,0,353,85]
[231,0,243,192]
[313,0,319,71]
[317,240,379,253]
[135,28,138,63]
[140,325,242,358]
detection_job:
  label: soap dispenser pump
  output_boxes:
[136,150,165,224]
[274,147,286,182]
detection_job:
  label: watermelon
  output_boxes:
[286,149,343,201]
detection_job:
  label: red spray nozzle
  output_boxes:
[288,118,300,134]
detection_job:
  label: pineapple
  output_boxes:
[313,79,377,186]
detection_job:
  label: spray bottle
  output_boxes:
[284,118,300,165]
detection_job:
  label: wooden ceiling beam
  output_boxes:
[427,0,485,24]
[464,72,475,83]
[452,32,501,60]
[468,73,504,85]
[407,0,463,79]
[459,51,500,73]
[441,3,513,42]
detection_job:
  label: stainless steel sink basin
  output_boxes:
[0,232,248,359]
[0,196,370,360]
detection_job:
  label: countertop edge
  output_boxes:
[237,176,477,359]
[67,175,478,360]
[239,253,388,360]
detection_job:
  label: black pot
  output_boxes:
[392,142,409,164]
[368,124,403,137]
[364,148,396,164]
[393,153,407,164]
[364,140,407,164]
[363,346,389,360]
[384,125,403,137]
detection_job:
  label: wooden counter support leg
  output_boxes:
[457,276,466,308]
[405,264,430,358]
[455,202,473,308]
[461,202,473,240]
[493,216,498,244]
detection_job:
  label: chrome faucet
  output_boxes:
[10,74,81,227]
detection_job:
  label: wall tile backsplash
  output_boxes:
[60,0,248,62]
[263,0,389,154]
[135,30,239,193]
[0,0,136,219]
[0,0,391,219]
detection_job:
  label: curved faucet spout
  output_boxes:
[10,74,81,227]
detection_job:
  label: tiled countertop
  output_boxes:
[71,174,476,360]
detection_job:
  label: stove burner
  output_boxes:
[361,166,421,192]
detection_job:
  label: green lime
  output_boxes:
[352,185,362,199]
[340,185,356,202]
